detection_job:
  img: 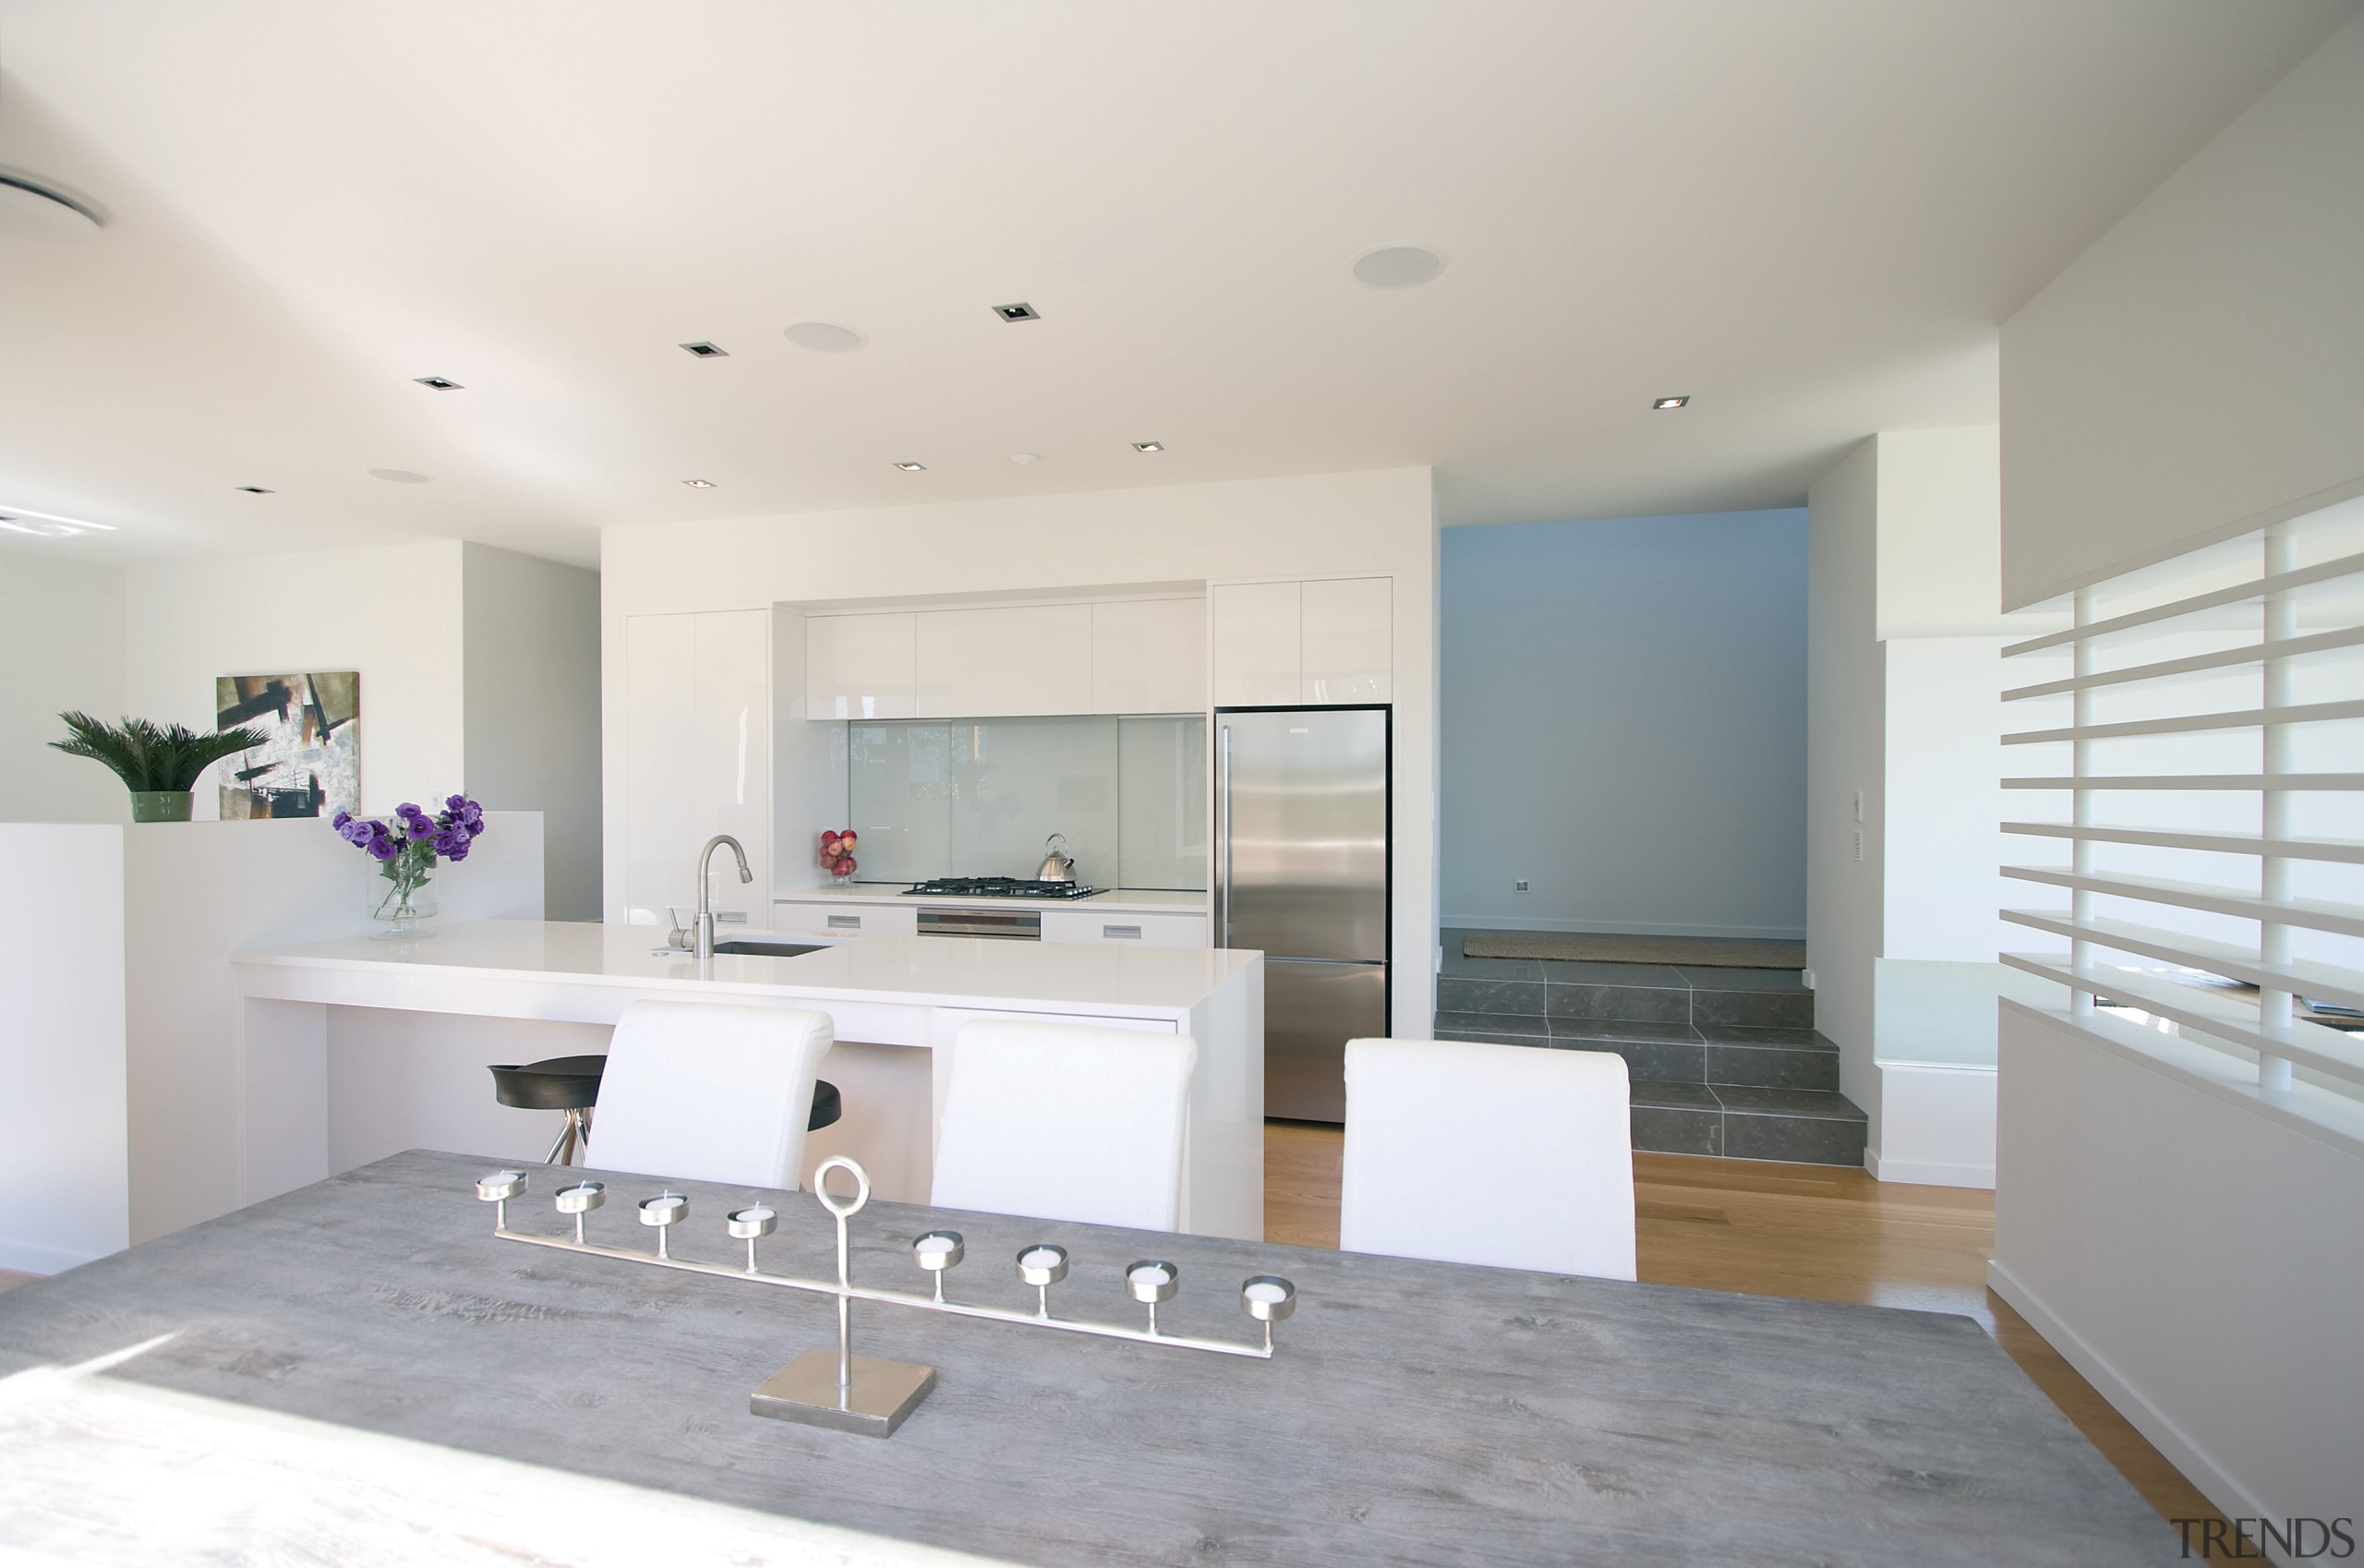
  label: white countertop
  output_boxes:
[235,920,1255,1013]
[773,886,1207,915]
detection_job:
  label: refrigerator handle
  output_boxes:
[1218,723,1233,946]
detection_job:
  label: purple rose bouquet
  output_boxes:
[335,794,486,928]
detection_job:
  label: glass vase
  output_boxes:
[369,869,439,939]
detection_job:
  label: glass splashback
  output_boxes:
[847,714,1206,889]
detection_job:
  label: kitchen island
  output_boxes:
[232,921,1262,1239]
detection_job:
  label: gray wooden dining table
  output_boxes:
[0,1149,2177,1566]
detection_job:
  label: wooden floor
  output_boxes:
[1267,1121,2226,1535]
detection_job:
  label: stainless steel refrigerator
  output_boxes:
[1214,706,1390,1123]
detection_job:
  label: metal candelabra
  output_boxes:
[474,1156,1297,1438]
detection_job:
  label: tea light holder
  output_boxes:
[554,1180,605,1245]
[475,1170,526,1230]
[728,1205,778,1273]
[1016,1244,1069,1319]
[912,1230,964,1303]
[1240,1274,1297,1353]
[479,1154,1298,1441]
[749,1155,936,1439]
[1125,1260,1179,1336]
[638,1192,688,1259]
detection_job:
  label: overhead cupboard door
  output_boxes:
[806,612,916,719]
[1300,577,1392,703]
[915,605,1093,717]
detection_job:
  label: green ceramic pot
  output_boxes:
[129,790,194,823]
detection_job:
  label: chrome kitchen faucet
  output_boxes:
[694,834,753,966]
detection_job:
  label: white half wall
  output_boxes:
[0,825,128,1272]
[126,542,468,817]
[462,543,603,920]
[1440,510,1806,938]
[0,550,127,824]
[2000,12,2364,606]
[1992,1002,2364,1524]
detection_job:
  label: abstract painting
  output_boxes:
[216,672,359,819]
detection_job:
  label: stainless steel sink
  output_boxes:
[710,939,825,959]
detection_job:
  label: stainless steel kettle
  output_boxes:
[1034,833,1077,883]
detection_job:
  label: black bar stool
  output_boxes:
[489,1056,842,1165]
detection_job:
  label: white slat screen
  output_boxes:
[2001,494,2364,1106]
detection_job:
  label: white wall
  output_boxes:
[1806,441,1882,1125]
[2000,12,2364,607]
[602,465,1441,1040]
[462,543,602,920]
[1990,15,2364,1526]
[126,542,468,816]
[1883,637,2010,961]
[0,550,127,823]
[1440,509,1806,938]
[1814,427,2023,1176]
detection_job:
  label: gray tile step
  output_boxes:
[1628,1080,1868,1167]
[1434,1016,1839,1091]
[1435,964,1813,1031]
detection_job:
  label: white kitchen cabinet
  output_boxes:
[771,899,919,937]
[1091,598,1207,714]
[1211,582,1301,706]
[622,609,771,928]
[1300,576,1393,703]
[806,612,917,719]
[915,604,1093,718]
[1039,909,1209,947]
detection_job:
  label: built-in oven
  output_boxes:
[915,907,1043,940]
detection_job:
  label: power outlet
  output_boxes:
[1852,790,1863,823]
[1853,830,1864,862]
[1514,879,1529,893]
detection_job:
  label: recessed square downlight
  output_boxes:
[1652,395,1690,410]
[680,342,728,357]
[414,376,464,391]
[992,302,1041,322]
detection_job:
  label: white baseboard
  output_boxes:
[1985,1259,2270,1528]
[1863,1148,1994,1188]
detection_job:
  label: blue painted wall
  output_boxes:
[1441,508,1807,937]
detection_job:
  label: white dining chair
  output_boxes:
[931,1019,1198,1232]
[590,1000,834,1189]
[1339,1038,1636,1279]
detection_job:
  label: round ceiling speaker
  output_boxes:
[1352,245,1445,288]
[0,174,103,241]
[783,321,866,352]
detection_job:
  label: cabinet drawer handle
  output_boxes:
[827,914,862,930]
[1104,924,1142,940]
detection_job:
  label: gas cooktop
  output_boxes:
[900,877,1103,899]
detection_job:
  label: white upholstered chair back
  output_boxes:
[1339,1038,1636,1280]
[931,1019,1198,1232]
[591,1000,833,1188]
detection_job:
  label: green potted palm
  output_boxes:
[49,711,270,822]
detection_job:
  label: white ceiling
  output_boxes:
[0,0,2353,568]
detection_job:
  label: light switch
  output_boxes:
[1514,879,1529,893]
